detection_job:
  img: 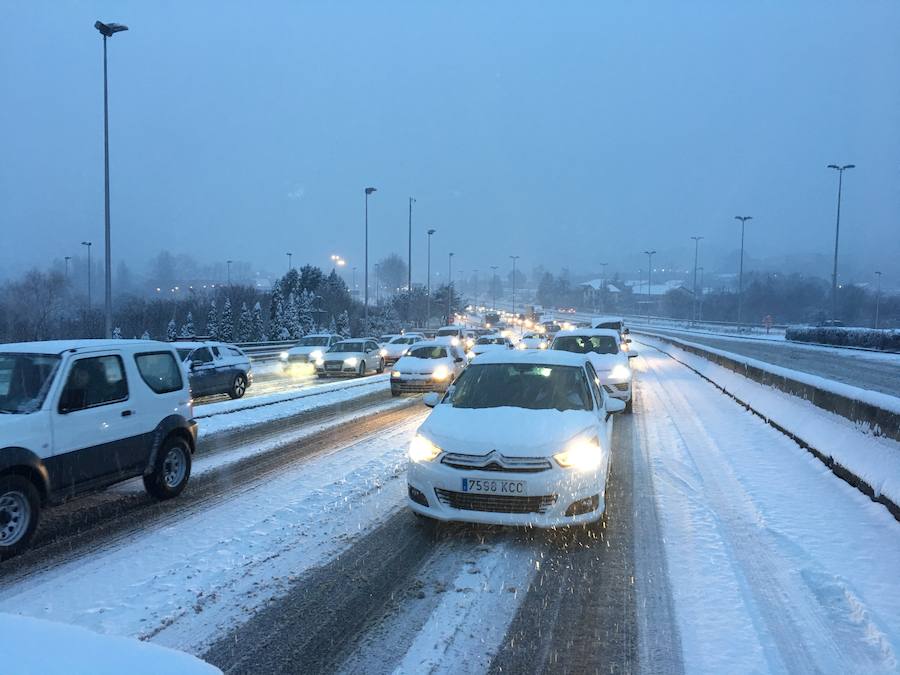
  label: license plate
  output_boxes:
[326,363,341,371]
[461,478,527,495]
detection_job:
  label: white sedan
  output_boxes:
[390,341,467,396]
[469,334,515,357]
[518,332,549,350]
[406,350,624,528]
[380,333,425,366]
[315,338,385,377]
[551,329,635,412]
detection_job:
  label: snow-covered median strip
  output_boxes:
[638,336,900,514]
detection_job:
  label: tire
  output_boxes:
[391,387,401,397]
[625,397,633,414]
[376,358,385,374]
[317,372,328,379]
[0,475,41,561]
[357,362,365,378]
[228,373,248,399]
[143,435,192,500]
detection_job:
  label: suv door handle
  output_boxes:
[121,409,133,417]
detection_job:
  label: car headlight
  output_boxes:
[344,357,358,367]
[432,365,450,381]
[609,364,632,382]
[279,351,289,360]
[409,434,442,462]
[315,357,325,366]
[380,348,388,357]
[391,370,402,378]
[539,342,547,349]
[451,337,460,346]
[554,436,603,470]
[516,342,526,350]
[309,350,323,360]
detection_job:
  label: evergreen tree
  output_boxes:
[112,326,122,339]
[252,301,266,341]
[337,310,350,336]
[270,281,286,339]
[166,318,177,341]
[180,311,195,337]
[140,330,151,340]
[284,292,300,339]
[298,290,316,335]
[328,316,337,334]
[237,302,253,342]
[220,297,234,342]
[206,299,219,339]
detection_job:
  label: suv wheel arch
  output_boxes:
[0,449,50,505]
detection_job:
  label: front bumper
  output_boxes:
[407,456,607,527]
[316,361,358,377]
[391,375,450,393]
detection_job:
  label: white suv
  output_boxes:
[0,340,198,560]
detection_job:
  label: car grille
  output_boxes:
[435,489,556,514]
[441,452,551,473]
[394,380,445,392]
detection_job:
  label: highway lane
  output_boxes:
[637,327,900,397]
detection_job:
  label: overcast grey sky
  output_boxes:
[1,1,898,284]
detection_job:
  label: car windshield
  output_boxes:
[329,342,365,353]
[407,346,447,359]
[476,337,506,345]
[449,363,592,411]
[436,328,460,336]
[297,336,328,347]
[554,335,619,355]
[391,336,418,345]
[0,353,60,413]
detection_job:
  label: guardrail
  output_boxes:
[234,340,297,361]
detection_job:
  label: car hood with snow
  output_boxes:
[471,343,510,355]
[419,404,597,458]
[393,354,454,376]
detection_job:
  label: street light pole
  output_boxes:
[874,271,882,330]
[827,164,855,321]
[734,216,752,325]
[509,255,520,319]
[64,256,72,280]
[364,187,377,330]
[94,20,128,337]
[690,236,704,323]
[426,229,436,324]
[643,250,656,322]
[226,259,233,286]
[447,252,455,323]
[82,241,93,308]
[490,265,499,311]
[408,197,415,292]
[698,266,705,321]
[374,263,381,304]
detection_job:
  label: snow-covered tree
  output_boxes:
[140,330,151,340]
[206,299,218,339]
[284,292,300,339]
[252,301,266,342]
[328,316,337,334]
[166,318,177,341]
[269,281,287,340]
[180,311,195,337]
[298,289,316,335]
[337,310,350,337]
[220,298,234,342]
[237,302,253,342]
[112,326,122,339]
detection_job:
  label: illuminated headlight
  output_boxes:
[279,351,289,360]
[432,365,450,381]
[409,434,442,462]
[465,338,475,349]
[380,348,388,357]
[539,342,548,349]
[314,357,325,366]
[344,357,358,367]
[450,337,460,346]
[609,364,632,382]
[516,342,526,350]
[391,370,402,378]
[554,436,603,470]
[309,350,323,360]
[620,342,630,352]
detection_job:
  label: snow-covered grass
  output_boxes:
[637,336,900,507]
[634,350,900,673]
[197,375,390,436]
[0,414,426,655]
[1,613,220,675]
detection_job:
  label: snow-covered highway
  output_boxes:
[3,348,898,674]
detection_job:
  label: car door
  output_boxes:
[188,347,216,395]
[49,353,140,493]
[209,345,232,391]
[367,341,380,369]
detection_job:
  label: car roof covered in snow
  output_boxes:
[0,339,171,355]
[471,348,589,368]
[553,328,622,340]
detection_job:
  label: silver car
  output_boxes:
[315,338,385,378]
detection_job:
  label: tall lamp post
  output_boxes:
[426,229,436,323]
[374,263,381,304]
[82,241,93,308]
[698,266,705,321]
[64,256,72,279]
[286,252,292,271]
[509,255,520,318]
[643,250,656,322]
[690,236,704,323]
[407,197,415,292]
[827,164,855,321]
[734,216,752,325]
[490,265,499,311]
[364,187,377,329]
[94,20,128,337]
[874,271,882,330]
[447,252,455,322]
[226,259,233,286]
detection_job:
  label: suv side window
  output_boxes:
[59,355,129,413]
[367,341,378,352]
[135,352,183,394]
[191,348,214,365]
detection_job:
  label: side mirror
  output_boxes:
[422,392,440,408]
[606,398,626,415]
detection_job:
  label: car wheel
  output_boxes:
[625,397,633,414]
[143,435,192,500]
[391,387,401,397]
[357,362,366,377]
[0,476,40,560]
[376,358,385,374]
[228,373,248,399]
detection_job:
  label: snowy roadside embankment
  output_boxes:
[637,336,900,517]
[637,330,900,436]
